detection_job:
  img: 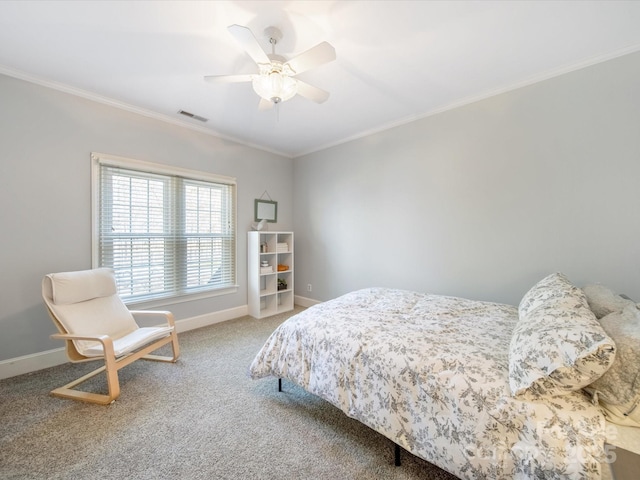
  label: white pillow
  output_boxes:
[585,304,640,426]
[509,273,616,398]
[52,295,138,355]
[582,283,634,319]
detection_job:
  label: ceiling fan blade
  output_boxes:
[285,42,336,75]
[258,98,274,111]
[227,24,270,66]
[296,80,330,104]
[204,74,254,84]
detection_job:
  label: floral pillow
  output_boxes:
[509,272,616,398]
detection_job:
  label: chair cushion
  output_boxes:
[81,326,174,357]
[49,268,117,305]
[50,295,139,356]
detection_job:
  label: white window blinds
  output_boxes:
[92,153,236,303]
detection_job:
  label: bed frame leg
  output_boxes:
[394,444,401,466]
[278,378,282,392]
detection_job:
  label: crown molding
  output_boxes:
[294,44,640,158]
[0,64,293,158]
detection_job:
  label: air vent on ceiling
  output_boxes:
[178,110,208,122]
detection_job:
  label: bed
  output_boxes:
[249,273,639,479]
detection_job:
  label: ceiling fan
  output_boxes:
[205,24,336,110]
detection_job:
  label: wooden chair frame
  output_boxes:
[46,308,180,405]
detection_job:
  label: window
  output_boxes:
[92,153,236,304]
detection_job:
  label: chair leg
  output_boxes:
[50,363,120,405]
[394,444,401,466]
[169,329,180,360]
[104,350,121,401]
[142,332,180,363]
[51,334,179,405]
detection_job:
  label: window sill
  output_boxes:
[124,285,239,310]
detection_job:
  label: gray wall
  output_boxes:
[3,49,640,363]
[0,74,293,361]
[293,51,640,306]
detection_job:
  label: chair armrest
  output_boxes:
[50,333,115,357]
[51,333,110,342]
[130,310,176,328]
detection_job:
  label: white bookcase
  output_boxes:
[248,231,294,318]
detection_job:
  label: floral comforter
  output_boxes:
[249,288,608,479]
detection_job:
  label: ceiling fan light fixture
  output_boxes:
[252,71,297,104]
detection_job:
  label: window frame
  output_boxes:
[91,152,238,307]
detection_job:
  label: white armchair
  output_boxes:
[42,268,180,405]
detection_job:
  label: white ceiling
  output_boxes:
[1,1,640,158]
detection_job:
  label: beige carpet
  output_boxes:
[0,307,459,480]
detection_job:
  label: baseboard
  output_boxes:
[0,348,69,380]
[174,305,248,333]
[0,304,249,381]
[294,295,321,308]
